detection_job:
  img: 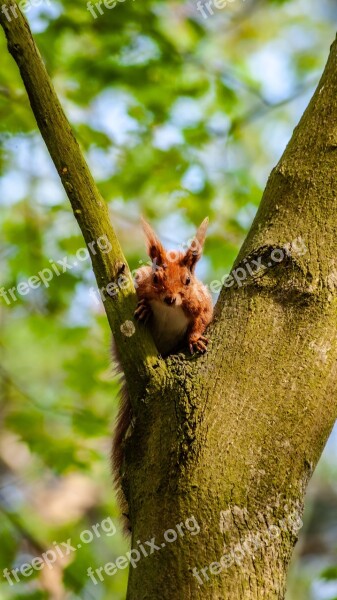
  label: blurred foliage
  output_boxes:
[1,0,337,598]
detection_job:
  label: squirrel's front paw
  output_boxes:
[134,299,152,323]
[189,334,208,354]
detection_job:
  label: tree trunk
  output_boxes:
[2,6,337,598]
[125,36,337,599]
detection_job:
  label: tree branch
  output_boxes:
[220,35,337,305]
[0,2,166,402]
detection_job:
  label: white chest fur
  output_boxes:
[149,299,190,355]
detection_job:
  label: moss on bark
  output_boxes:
[2,7,337,598]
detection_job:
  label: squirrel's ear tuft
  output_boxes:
[141,218,166,266]
[182,217,209,272]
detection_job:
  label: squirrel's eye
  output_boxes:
[153,273,159,284]
[185,277,191,285]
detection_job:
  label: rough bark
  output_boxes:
[125,36,337,599]
[2,5,337,599]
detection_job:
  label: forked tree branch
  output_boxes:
[4,5,337,599]
[0,2,165,402]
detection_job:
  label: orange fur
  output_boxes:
[112,218,213,533]
[135,217,213,354]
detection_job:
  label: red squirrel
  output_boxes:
[112,218,213,531]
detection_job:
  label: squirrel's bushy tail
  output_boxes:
[111,341,133,534]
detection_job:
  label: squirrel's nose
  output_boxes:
[164,296,176,305]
